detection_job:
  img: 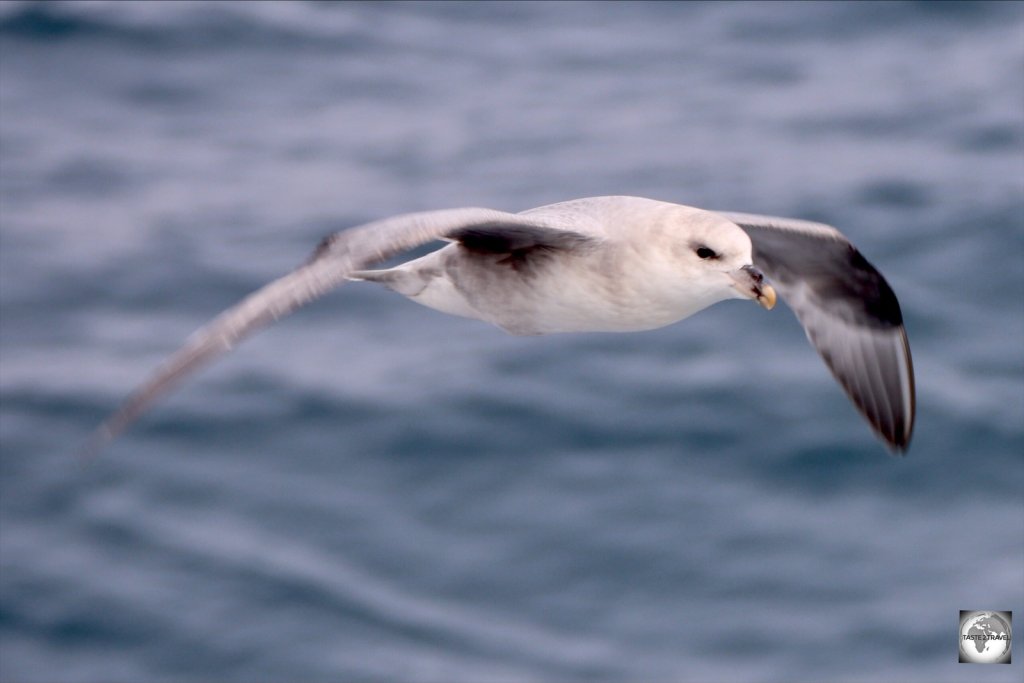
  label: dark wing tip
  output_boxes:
[821,323,915,456]
[887,327,916,454]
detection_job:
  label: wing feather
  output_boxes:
[83,207,583,456]
[718,212,916,452]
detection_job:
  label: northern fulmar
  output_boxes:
[85,196,915,455]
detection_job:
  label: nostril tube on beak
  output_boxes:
[732,264,775,310]
[741,264,764,284]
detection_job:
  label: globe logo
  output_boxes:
[959,610,1012,664]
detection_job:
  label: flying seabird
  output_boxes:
[85,196,915,455]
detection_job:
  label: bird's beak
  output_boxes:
[731,264,776,310]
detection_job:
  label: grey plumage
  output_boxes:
[720,212,915,451]
[84,197,916,457]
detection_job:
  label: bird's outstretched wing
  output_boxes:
[83,208,591,457]
[719,212,915,452]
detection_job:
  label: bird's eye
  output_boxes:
[695,246,717,260]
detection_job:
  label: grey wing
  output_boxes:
[84,207,594,457]
[718,212,915,453]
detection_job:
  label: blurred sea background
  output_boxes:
[1,1,1022,681]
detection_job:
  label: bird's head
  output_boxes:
[667,208,776,310]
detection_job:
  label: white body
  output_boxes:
[358,197,758,335]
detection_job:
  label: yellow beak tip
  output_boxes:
[758,285,777,310]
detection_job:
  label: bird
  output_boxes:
[84,195,915,456]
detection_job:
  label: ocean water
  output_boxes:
[1,1,1022,681]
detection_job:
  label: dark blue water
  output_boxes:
[2,2,1022,681]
